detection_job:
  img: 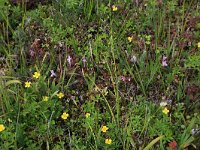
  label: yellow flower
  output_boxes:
[57,92,64,99]
[25,81,31,88]
[162,107,169,114]
[33,72,41,79]
[198,42,200,48]
[112,5,118,11]
[105,138,112,144]
[101,125,109,133]
[43,96,49,101]
[128,36,133,42]
[85,113,90,118]
[61,112,69,120]
[0,124,5,132]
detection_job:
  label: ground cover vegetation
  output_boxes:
[0,0,200,149]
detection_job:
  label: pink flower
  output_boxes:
[121,76,126,81]
[29,48,35,57]
[67,55,72,67]
[50,70,56,77]
[162,56,168,67]
[82,57,87,67]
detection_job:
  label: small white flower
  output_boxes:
[58,41,63,47]
[160,101,167,107]
[50,70,57,77]
[130,55,137,63]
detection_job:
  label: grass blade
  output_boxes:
[143,135,164,150]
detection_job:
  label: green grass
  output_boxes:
[0,0,200,149]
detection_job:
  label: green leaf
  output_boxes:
[179,136,195,149]
[5,80,21,86]
[143,135,164,150]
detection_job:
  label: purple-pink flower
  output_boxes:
[67,55,72,67]
[82,57,87,67]
[162,56,168,67]
[50,70,56,77]
[121,76,126,81]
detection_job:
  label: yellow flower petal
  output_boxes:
[33,72,41,79]
[162,107,169,114]
[85,113,90,118]
[101,125,109,133]
[25,81,31,88]
[43,96,49,101]
[198,42,200,48]
[61,112,69,120]
[128,36,133,42]
[0,124,5,132]
[105,138,112,144]
[112,5,118,11]
[57,92,64,99]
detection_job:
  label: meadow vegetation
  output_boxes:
[0,0,200,149]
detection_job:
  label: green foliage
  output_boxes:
[42,17,67,43]
[56,0,84,10]
[186,54,200,68]
[0,0,200,149]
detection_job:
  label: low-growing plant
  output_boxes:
[0,0,200,149]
